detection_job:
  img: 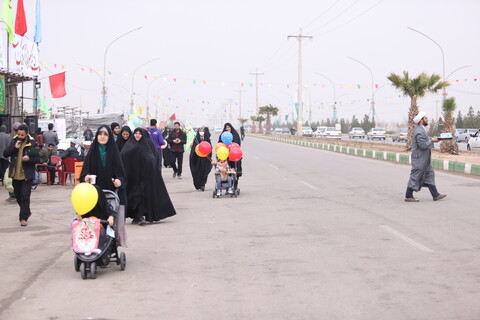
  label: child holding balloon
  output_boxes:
[212,158,234,196]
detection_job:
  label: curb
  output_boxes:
[252,135,480,177]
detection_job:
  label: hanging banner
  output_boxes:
[9,35,40,77]
[0,75,4,114]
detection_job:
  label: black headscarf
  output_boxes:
[116,126,132,152]
[80,125,127,197]
[218,123,241,146]
[162,127,171,138]
[189,127,212,190]
[121,128,176,222]
[110,122,120,132]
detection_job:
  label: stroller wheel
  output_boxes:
[120,252,126,271]
[74,255,80,272]
[80,263,87,280]
[90,262,97,279]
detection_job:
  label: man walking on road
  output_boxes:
[405,111,446,202]
[167,121,186,179]
[147,119,166,173]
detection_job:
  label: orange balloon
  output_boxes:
[195,145,208,157]
[215,143,227,151]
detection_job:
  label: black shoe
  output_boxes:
[177,175,182,179]
[172,172,177,178]
[132,218,139,225]
[200,186,205,191]
[138,217,146,226]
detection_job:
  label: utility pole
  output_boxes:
[249,69,264,114]
[288,29,312,136]
[236,88,244,120]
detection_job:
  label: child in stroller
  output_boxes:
[72,187,126,279]
[212,159,240,198]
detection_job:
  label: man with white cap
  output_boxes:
[405,111,446,202]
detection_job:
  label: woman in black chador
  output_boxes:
[116,126,132,152]
[218,123,242,180]
[162,127,173,168]
[79,125,127,223]
[121,128,176,225]
[189,127,212,191]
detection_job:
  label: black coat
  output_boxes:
[166,129,187,153]
[189,128,212,189]
[218,123,243,176]
[3,135,40,180]
[121,128,176,222]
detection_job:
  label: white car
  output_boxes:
[367,128,386,140]
[302,126,313,137]
[313,126,327,137]
[322,127,342,139]
[467,130,480,151]
[348,127,365,139]
[456,128,477,143]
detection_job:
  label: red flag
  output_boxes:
[49,72,67,98]
[15,0,27,36]
[169,113,176,121]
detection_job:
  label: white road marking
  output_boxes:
[270,164,279,170]
[300,181,318,190]
[380,225,434,253]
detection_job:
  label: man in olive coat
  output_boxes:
[405,111,446,202]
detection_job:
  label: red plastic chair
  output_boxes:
[35,164,51,185]
[61,157,78,186]
[50,155,63,185]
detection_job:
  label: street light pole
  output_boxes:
[315,72,336,121]
[130,57,162,115]
[146,74,167,120]
[347,56,375,120]
[102,26,143,114]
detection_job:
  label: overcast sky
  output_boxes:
[16,0,480,127]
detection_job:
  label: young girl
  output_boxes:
[213,158,234,196]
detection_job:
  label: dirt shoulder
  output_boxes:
[258,134,480,165]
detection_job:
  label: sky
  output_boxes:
[9,0,480,128]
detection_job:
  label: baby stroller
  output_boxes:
[72,190,126,279]
[212,165,240,198]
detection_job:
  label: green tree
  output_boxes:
[440,97,459,154]
[361,114,374,133]
[455,111,464,129]
[350,115,360,130]
[387,71,450,150]
[238,118,248,126]
[259,104,279,134]
[249,115,257,133]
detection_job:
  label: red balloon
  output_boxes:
[229,147,243,161]
[227,142,240,151]
[198,141,212,155]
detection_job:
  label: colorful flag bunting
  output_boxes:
[15,0,27,36]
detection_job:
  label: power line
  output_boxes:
[302,0,342,30]
[308,0,361,34]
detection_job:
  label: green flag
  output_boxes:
[184,121,196,152]
[0,75,5,114]
[40,96,50,118]
[2,0,14,43]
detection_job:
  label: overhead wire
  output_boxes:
[306,0,361,34]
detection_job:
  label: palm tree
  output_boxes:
[259,104,279,134]
[238,118,248,127]
[440,97,459,154]
[250,115,257,133]
[387,71,450,151]
[256,115,265,134]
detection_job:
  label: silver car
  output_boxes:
[456,128,478,143]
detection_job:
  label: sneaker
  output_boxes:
[177,175,182,179]
[404,197,419,202]
[227,188,233,195]
[172,172,177,178]
[138,217,147,226]
[216,190,222,197]
[132,218,140,225]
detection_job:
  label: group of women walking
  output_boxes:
[79,125,176,226]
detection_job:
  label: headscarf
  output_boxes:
[121,127,176,221]
[190,127,212,190]
[80,125,126,193]
[162,127,171,138]
[116,126,132,152]
[218,123,241,146]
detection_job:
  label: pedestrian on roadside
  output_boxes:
[3,124,40,226]
[240,125,245,141]
[405,111,447,202]
[190,127,212,191]
[116,126,132,152]
[162,127,172,168]
[83,126,93,142]
[121,128,176,225]
[218,123,242,183]
[110,122,121,142]
[166,122,186,179]
[0,125,11,183]
[42,123,59,155]
[147,119,167,173]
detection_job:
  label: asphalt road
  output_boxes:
[1,136,480,320]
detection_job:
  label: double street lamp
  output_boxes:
[102,26,143,113]
[130,57,162,115]
[347,57,376,119]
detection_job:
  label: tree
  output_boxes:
[440,97,459,154]
[387,71,450,151]
[351,115,360,130]
[455,111,464,129]
[361,114,374,133]
[253,115,265,134]
[259,104,279,134]
[238,118,248,127]
[249,115,257,133]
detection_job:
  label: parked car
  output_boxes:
[302,126,313,137]
[274,128,283,134]
[312,126,327,137]
[467,130,480,151]
[392,128,408,142]
[322,127,342,139]
[456,128,477,143]
[348,127,365,139]
[281,127,290,134]
[367,128,386,140]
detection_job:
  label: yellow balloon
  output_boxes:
[71,183,99,215]
[216,146,230,161]
[215,143,227,151]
